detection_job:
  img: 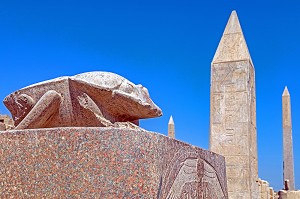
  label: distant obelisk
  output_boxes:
[282,86,295,190]
[168,116,175,138]
[210,11,258,198]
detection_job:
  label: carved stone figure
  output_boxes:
[3,71,162,129]
[159,146,227,199]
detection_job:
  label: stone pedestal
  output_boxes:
[0,127,228,198]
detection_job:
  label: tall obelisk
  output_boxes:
[282,86,295,190]
[168,116,175,138]
[210,11,258,198]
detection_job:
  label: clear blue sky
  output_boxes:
[0,0,299,191]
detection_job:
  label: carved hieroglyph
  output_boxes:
[282,87,295,190]
[159,146,227,199]
[210,11,258,198]
[3,71,162,129]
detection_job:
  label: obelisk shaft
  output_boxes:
[168,116,175,138]
[210,10,258,198]
[282,87,295,190]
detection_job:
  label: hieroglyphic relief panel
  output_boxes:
[210,132,249,156]
[211,63,249,127]
[226,165,250,192]
[210,61,257,198]
[211,64,234,93]
[159,146,227,199]
[211,62,248,93]
[211,94,224,124]
[210,62,252,133]
[226,156,251,198]
[224,92,248,123]
[225,155,249,168]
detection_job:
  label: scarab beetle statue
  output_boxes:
[4,71,162,129]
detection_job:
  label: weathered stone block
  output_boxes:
[0,127,228,198]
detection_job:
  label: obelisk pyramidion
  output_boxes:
[209,11,258,198]
[282,86,295,190]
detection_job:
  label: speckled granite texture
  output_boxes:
[0,127,228,198]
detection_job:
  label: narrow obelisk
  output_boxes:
[210,11,258,198]
[168,116,175,138]
[282,86,295,190]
